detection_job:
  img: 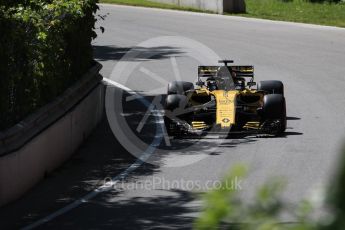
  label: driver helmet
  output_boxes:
[207,80,218,91]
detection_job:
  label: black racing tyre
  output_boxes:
[167,81,194,95]
[165,94,188,111]
[258,80,284,95]
[262,94,286,133]
[164,95,188,137]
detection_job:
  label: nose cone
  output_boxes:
[213,90,237,128]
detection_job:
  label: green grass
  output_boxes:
[242,0,345,28]
[100,0,345,28]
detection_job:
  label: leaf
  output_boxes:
[37,31,47,41]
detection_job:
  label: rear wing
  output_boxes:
[198,66,218,78]
[231,66,254,78]
[198,66,254,78]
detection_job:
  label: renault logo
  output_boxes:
[222,118,230,123]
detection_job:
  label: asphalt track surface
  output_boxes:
[1,4,345,230]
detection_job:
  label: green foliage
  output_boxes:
[0,0,99,130]
[322,145,345,230]
[195,165,321,229]
[196,147,345,229]
[195,165,248,230]
[307,0,341,3]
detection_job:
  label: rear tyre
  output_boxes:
[167,81,194,95]
[258,80,284,95]
[262,94,286,133]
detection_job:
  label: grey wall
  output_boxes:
[0,65,104,207]
[150,0,245,14]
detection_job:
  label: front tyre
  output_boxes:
[164,94,189,137]
[167,81,194,95]
[262,94,286,134]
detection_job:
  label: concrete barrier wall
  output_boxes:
[0,63,104,207]
[150,0,245,14]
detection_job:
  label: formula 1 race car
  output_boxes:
[164,60,286,137]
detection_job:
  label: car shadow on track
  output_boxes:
[287,116,301,121]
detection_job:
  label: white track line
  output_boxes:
[22,78,163,230]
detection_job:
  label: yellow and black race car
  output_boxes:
[164,60,286,137]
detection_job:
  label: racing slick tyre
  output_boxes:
[167,81,194,95]
[262,94,287,134]
[258,80,284,95]
[165,94,188,111]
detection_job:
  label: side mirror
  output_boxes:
[196,81,204,87]
[247,82,256,88]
